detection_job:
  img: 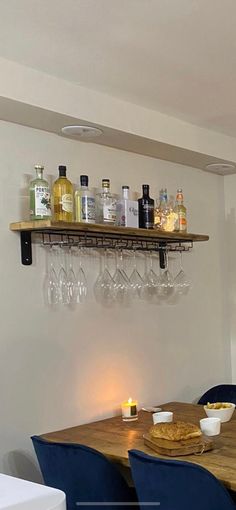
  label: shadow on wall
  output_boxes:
[3,450,43,483]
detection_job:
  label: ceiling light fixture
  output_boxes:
[205,162,235,173]
[61,125,103,138]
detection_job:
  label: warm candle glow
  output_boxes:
[121,398,138,421]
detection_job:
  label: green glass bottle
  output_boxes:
[29,165,51,220]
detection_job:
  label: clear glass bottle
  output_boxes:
[138,184,154,229]
[75,175,95,223]
[154,188,164,229]
[29,165,51,220]
[174,188,187,232]
[52,165,73,222]
[95,179,117,225]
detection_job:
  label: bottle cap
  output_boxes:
[34,164,44,170]
[122,185,129,189]
[80,175,88,187]
[58,165,67,177]
[142,184,149,192]
[102,179,110,188]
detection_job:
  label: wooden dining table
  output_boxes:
[41,401,236,491]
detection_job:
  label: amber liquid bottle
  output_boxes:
[52,165,73,222]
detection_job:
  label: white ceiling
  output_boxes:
[0,0,236,136]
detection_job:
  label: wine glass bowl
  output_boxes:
[129,250,144,299]
[174,252,191,295]
[94,249,116,307]
[77,248,88,303]
[44,246,60,305]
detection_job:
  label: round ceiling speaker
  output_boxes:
[61,125,103,138]
[205,162,235,173]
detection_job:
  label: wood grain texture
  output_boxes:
[9,220,209,242]
[143,432,213,456]
[41,402,236,490]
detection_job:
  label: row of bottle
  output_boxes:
[29,165,187,231]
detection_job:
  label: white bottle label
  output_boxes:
[81,197,95,223]
[103,202,116,222]
[62,194,73,213]
[35,186,51,216]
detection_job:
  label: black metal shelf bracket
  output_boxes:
[19,229,193,265]
[20,231,32,265]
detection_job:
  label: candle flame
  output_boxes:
[128,397,132,404]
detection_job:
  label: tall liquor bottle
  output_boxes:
[116,186,138,227]
[52,165,73,222]
[174,188,187,232]
[29,165,51,220]
[95,179,117,224]
[75,175,95,223]
[138,184,154,229]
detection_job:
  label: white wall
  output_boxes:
[224,175,236,382]
[0,120,231,481]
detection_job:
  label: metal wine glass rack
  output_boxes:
[9,220,209,266]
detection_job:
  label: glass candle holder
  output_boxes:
[121,398,138,422]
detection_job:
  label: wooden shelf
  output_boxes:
[10,220,209,265]
[10,220,209,243]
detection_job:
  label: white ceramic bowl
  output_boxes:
[200,417,221,436]
[152,411,173,424]
[204,403,235,423]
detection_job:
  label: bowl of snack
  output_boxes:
[204,402,235,422]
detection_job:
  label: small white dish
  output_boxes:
[204,403,235,423]
[153,411,173,424]
[200,417,221,436]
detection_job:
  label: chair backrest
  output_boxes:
[129,449,236,510]
[198,384,236,405]
[32,436,133,510]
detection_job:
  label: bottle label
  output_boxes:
[143,203,154,228]
[81,196,95,222]
[34,186,51,217]
[103,202,117,223]
[62,194,73,213]
[179,211,187,231]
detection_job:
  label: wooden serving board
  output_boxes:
[143,432,213,457]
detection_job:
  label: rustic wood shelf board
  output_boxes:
[10,221,209,265]
[10,220,209,243]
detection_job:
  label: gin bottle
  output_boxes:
[29,165,51,220]
[95,179,117,224]
[75,175,95,223]
[138,184,154,229]
[52,165,73,222]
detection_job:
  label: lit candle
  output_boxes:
[121,397,138,422]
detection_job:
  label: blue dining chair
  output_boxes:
[198,384,236,405]
[129,449,236,510]
[32,436,137,510]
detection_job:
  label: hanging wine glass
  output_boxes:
[94,249,116,307]
[67,246,78,304]
[129,250,144,299]
[174,251,191,295]
[44,245,60,305]
[77,247,88,303]
[58,245,70,304]
[141,251,159,302]
[157,248,175,299]
[113,249,131,306]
